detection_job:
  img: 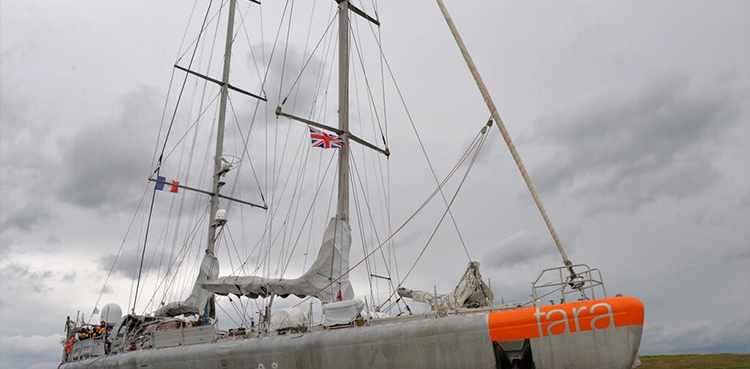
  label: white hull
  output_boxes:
[61,297,643,369]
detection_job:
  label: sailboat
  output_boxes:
[59,1,644,368]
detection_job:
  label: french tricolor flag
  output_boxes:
[155,176,179,193]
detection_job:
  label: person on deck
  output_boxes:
[64,336,75,361]
[94,322,105,338]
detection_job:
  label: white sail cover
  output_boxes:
[322,299,364,326]
[270,307,306,330]
[398,261,493,311]
[203,218,354,303]
[155,253,219,317]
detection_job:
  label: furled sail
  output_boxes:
[398,261,493,311]
[203,218,354,303]
[154,253,219,317]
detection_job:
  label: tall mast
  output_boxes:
[207,0,237,255]
[435,0,572,269]
[336,0,351,222]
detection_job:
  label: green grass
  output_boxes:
[639,354,750,369]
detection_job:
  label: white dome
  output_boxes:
[100,303,122,325]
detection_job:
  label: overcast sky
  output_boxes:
[2,1,749,368]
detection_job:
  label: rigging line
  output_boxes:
[128,214,149,316]
[175,3,225,64]
[349,21,387,147]
[358,0,389,149]
[165,4,224,297]
[348,35,391,300]
[310,46,336,126]
[148,0,201,177]
[216,223,239,276]
[301,143,325,272]
[228,295,251,328]
[279,11,340,105]
[149,205,210,307]
[307,13,337,123]
[275,135,314,278]
[234,294,251,328]
[215,299,243,328]
[349,153,400,297]
[352,15,391,265]
[132,184,163,314]
[261,148,333,278]
[277,0,295,104]
[135,0,215,313]
[362,23,473,263]
[219,295,245,327]
[299,0,320,99]
[226,96,266,205]
[217,0,294,217]
[278,134,312,274]
[160,93,222,164]
[256,131,308,276]
[91,183,152,317]
[160,51,221,306]
[157,91,213,303]
[278,1,327,270]
[156,0,215,171]
[237,6,266,97]
[292,129,480,307]
[268,121,299,224]
[174,0,201,65]
[262,0,295,282]
[230,150,337,276]
[370,1,396,302]
[309,13,338,123]
[351,39,389,241]
[349,153,385,272]
[349,155,377,303]
[377,126,490,310]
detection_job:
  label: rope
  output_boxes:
[376,122,490,310]
[132,0,215,313]
[436,0,570,267]
[293,120,490,308]
[359,19,473,264]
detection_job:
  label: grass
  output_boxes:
[639,354,750,369]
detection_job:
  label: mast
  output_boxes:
[336,0,351,223]
[207,0,237,254]
[435,0,573,270]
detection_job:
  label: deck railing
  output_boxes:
[531,264,607,305]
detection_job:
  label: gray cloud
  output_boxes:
[0,201,55,233]
[61,271,76,283]
[642,320,750,355]
[57,87,160,211]
[0,263,54,293]
[0,334,64,369]
[483,229,562,269]
[529,72,746,214]
[97,248,172,281]
[0,69,60,234]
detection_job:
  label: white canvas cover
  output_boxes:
[270,307,306,330]
[398,261,493,311]
[203,218,354,303]
[155,253,219,317]
[322,299,364,326]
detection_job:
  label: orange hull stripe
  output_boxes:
[488,296,644,342]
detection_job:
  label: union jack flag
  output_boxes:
[309,126,344,149]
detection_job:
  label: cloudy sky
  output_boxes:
[2,0,749,368]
